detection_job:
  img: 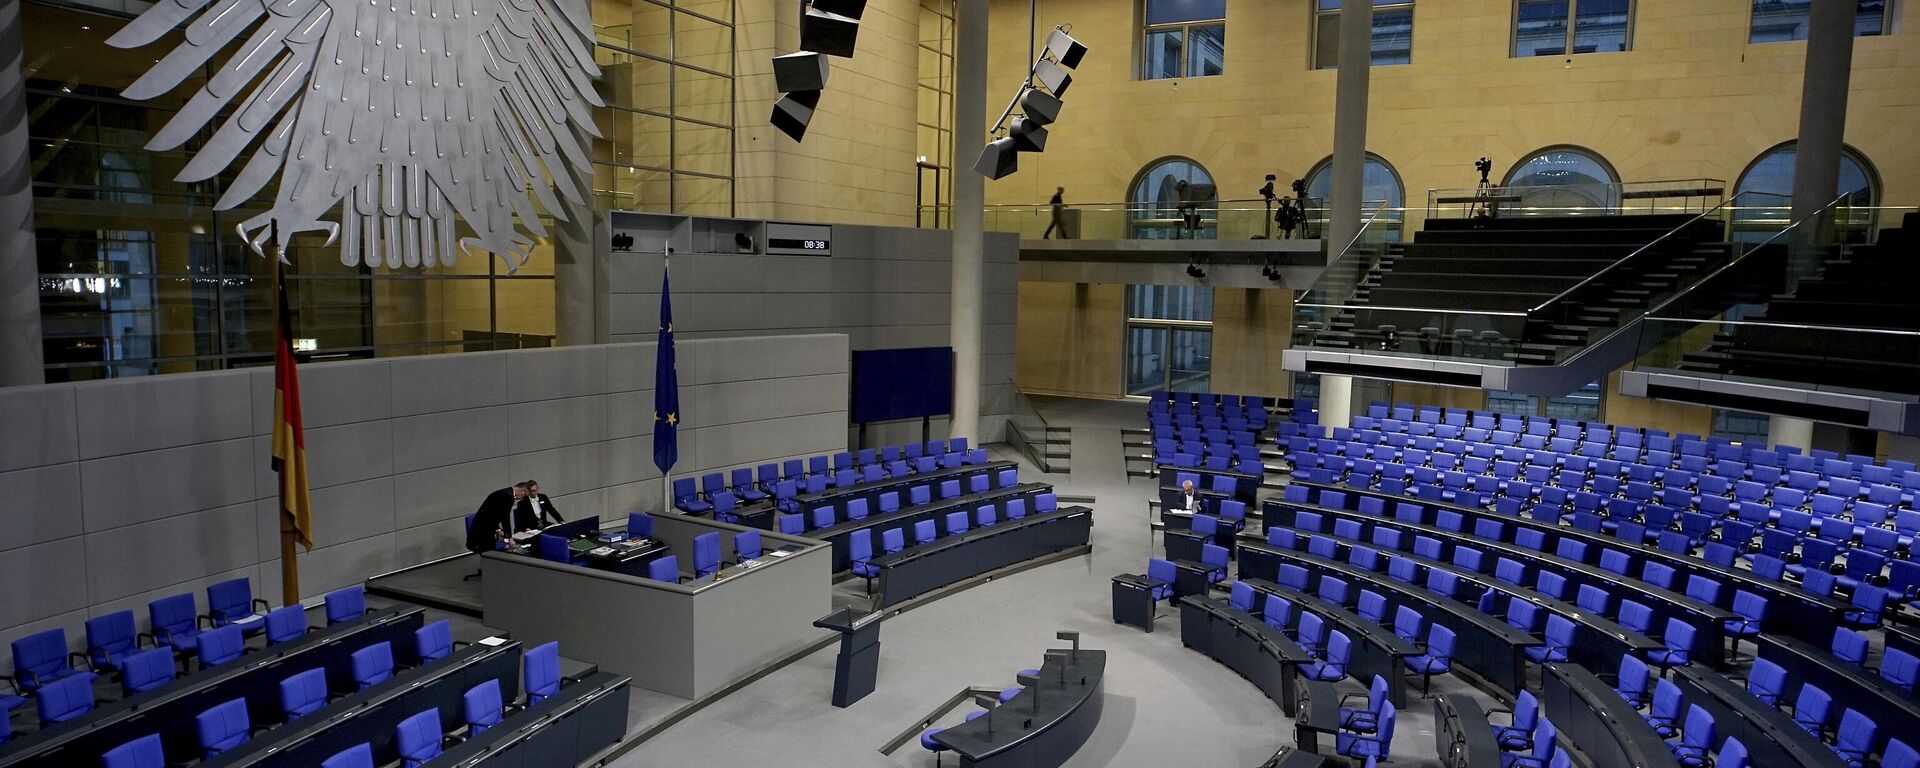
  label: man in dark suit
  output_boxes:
[466,484,526,554]
[512,480,565,531]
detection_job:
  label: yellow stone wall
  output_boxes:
[980,0,1919,211]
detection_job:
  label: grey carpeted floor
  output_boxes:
[612,396,1505,768]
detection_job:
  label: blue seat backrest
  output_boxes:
[325,586,366,625]
[415,619,454,662]
[525,641,562,701]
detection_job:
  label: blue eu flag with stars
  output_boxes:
[652,264,679,474]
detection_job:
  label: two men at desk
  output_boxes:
[465,480,565,553]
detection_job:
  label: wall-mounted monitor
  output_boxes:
[851,347,954,423]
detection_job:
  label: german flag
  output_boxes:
[272,258,314,552]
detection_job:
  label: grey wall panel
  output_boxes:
[506,345,606,403]
[390,352,510,417]
[85,502,258,604]
[0,538,89,630]
[0,334,848,654]
[78,438,259,531]
[393,519,467,565]
[74,371,255,460]
[0,386,75,473]
[250,359,396,432]
[392,458,514,530]
[306,477,397,549]
[389,407,511,474]
[2,463,83,552]
[302,420,396,489]
[507,396,612,453]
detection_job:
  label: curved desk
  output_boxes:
[0,607,426,768]
[1290,480,1848,645]
[1541,662,1682,768]
[1434,694,1504,768]
[1758,634,1920,746]
[872,507,1092,607]
[1177,595,1315,716]
[1669,666,1848,768]
[1240,578,1419,708]
[1266,499,1734,669]
[932,650,1106,768]
[1236,542,1539,696]
[815,483,1051,571]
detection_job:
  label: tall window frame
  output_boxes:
[1512,0,1635,57]
[1313,0,1416,70]
[1129,157,1219,240]
[1732,140,1880,241]
[1301,152,1408,241]
[1749,0,1898,43]
[1140,0,1226,80]
[1503,145,1622,212]
[1125,285,1215,395]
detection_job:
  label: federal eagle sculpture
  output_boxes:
[109,0,604,270]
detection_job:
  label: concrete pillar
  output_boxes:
[1325,0,1372,255]
[1787,0,1855,281]
[0,2,43,386]
[1768,415,1816,454]
[553,126,602,345]
[1319,374,1354,438]
[949,0,987,441]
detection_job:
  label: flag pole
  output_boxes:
[659,243,672,515]
[273,223,302,606]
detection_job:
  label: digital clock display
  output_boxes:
[764,223,833,255]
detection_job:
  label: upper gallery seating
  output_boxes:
[1300,213,1737,364]
[672,439,990,519]
[1678,212,1920,394]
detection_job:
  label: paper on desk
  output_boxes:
[477,636,507,646]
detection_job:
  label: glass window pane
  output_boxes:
[1506,148,1619,210]
[1854,0,1888,35]
[1130,160,1217,239]
[1371,9,1414,64]
[494,278,557,345]
[1126,326,1168,396]
[1515,0,1570,57]
[1572,0,1630,53]
[1169,328,1212,393]
[1314,13,1340,69]
[1187,25,1225,76]
[1128,285,1214,321]
[1146,0,1225,25]
[1750,0,1812,42]
[1142,29,1184,79]
[673,121,732,177]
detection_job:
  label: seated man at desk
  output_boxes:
[1178,480,1206,514]
[512,480,566,531]
[466,483,527,553]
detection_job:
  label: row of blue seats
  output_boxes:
[1354,404,1920,491]
[532,515,765,586]
[671,440,979,514]
[674,448,993,517]
[770,470,1029,534]
[1619,650,1902,768]
[845,494,1064,591]
[1297,449,1916,625]
[98,640,566,768]
[1330,424,1920,518]
[1,585,369,744]
[1289,441,1919,623]
[1253,518,1697,673]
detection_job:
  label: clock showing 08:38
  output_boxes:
[765,223,833,256]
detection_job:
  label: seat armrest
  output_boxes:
[197,615,216,629]
[67,652,89,670]
[252,598,272,612]
[1338,692,1368,707]
[136,632,157,649]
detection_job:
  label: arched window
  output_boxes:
[1733,141,1878,241]
[1303,153,1406,242]
[1503,146,1619,212]
[1129,157,1218,240]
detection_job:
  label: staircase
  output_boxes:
[1675,212,1920,395]
[1289,207,1773,396]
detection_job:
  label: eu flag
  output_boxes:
[652,265,679,474]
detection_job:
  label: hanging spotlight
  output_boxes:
[771,0,869,142]
[975,25,1087,179]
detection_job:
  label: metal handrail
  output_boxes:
[1636,187,1861,320]
[1525,190,1761,314]
[1641,317,1920,337]
[1294,303,1529,317]
[1333,201,1389,263]
[1549,188,1864,366]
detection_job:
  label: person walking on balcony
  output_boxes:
[1044,187,1067,238]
